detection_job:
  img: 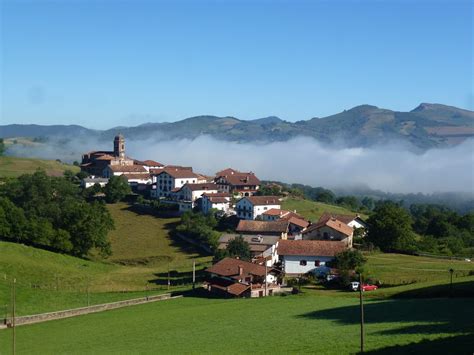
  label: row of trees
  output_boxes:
[365,202,474,256]
[0,170,115,257]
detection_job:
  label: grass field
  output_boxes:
[281,197,366,222]
[0,202,211,315]
[364,253,474,286]
[0,155,79,177]
[0,291,472,354]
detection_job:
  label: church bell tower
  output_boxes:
[114,134,125,160]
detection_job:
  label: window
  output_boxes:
[264,207,267,210]
[315,260,320,266]
[323,232,329,240]
[300,260,307,266]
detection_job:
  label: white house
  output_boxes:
[173,183,219,206]
[201,193,232,214]
[134,159,165,172]
[150,167,206,199]
[236,196,281,220]
[278,240,347,276]
[81,177,109,189]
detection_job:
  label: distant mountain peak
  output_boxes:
[347,104,380,112]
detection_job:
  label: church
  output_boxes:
[80,134,135,176]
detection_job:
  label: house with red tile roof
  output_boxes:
[235,196,281,220]
[205,258,280,297]
[201,193,232,214]
[261,208,309,237]
[303,216,354,247]
[215,168,261,197]
[277,240,348,276]
[236,219,289,239]
[149,167,207,199]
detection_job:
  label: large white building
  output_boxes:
[235,196,281,220]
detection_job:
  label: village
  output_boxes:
[80,134,369,298]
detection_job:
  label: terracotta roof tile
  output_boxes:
[236,220,289,234]
[278,240,347,256]
[109,165,148,173]
[206,258,268,278]
[244,196,280,205]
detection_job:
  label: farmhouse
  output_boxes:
[236,220,289,239]
[103,164,149,178]
[303,216,354,247]
[278,240,347,276]
[133,159,165,171]
[215,168,261,197]
[236,196,281,220]
[172,183,219,206]
[317,212,367,230]
[150,167,206,199]
[205,257,280,297]
[218,234,279,265]
[200,193,232,214]
[261,208,309,237]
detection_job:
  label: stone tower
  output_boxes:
[113,134,125,160]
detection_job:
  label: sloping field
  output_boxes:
[281,197,366,222]
[0,156,79,177]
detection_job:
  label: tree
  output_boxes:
[0,138,5,156]
[333,249,366,271]
[226,236,252,261]
[366,202,416,252]
[104,175,131,203]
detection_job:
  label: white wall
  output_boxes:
[236,198,280,220]
[282,255,334,275]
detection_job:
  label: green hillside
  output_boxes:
[0,155,79,177]
[281,197,367,222]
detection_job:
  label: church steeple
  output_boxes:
[114,134,125,160]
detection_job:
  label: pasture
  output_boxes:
[0,291,472,354]
[0,156,79,177]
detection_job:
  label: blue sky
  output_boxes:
[1,0,472,128]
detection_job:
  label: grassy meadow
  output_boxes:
[0,156,79,178]
[281,197,367,222]
[0,291,472,354]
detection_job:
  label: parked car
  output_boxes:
[350,282,378,291]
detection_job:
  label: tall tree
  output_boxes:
[226,236,252,261]
[366,202,415,252]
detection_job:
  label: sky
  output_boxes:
[1,0,473,129]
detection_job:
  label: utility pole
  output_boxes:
[167,262,170,291]
[12,278,16,355]
[264,262,268,296]
[87,278,90,307]
[359,273,364,353]
[192,261,196,290]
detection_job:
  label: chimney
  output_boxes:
[238,265,243,276]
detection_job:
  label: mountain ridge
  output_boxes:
[1,103,472,150]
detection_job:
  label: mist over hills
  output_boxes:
[2,103,473,150]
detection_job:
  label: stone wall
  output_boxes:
[3,293,181,327]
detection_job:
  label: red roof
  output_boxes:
[318,212,361,225]
[155,168,199,179]
[109,165,148,173]
[181,183,219,192]
[287,216,310,229]
[306,217,354,236]
[143,160,164,167]
[206,258,268,279]
[236,220,289,234]
[244,196,280,206]
[278,240,347,256]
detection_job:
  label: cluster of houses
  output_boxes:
[81,135,367,298]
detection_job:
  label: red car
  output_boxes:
[350,282,378,291]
